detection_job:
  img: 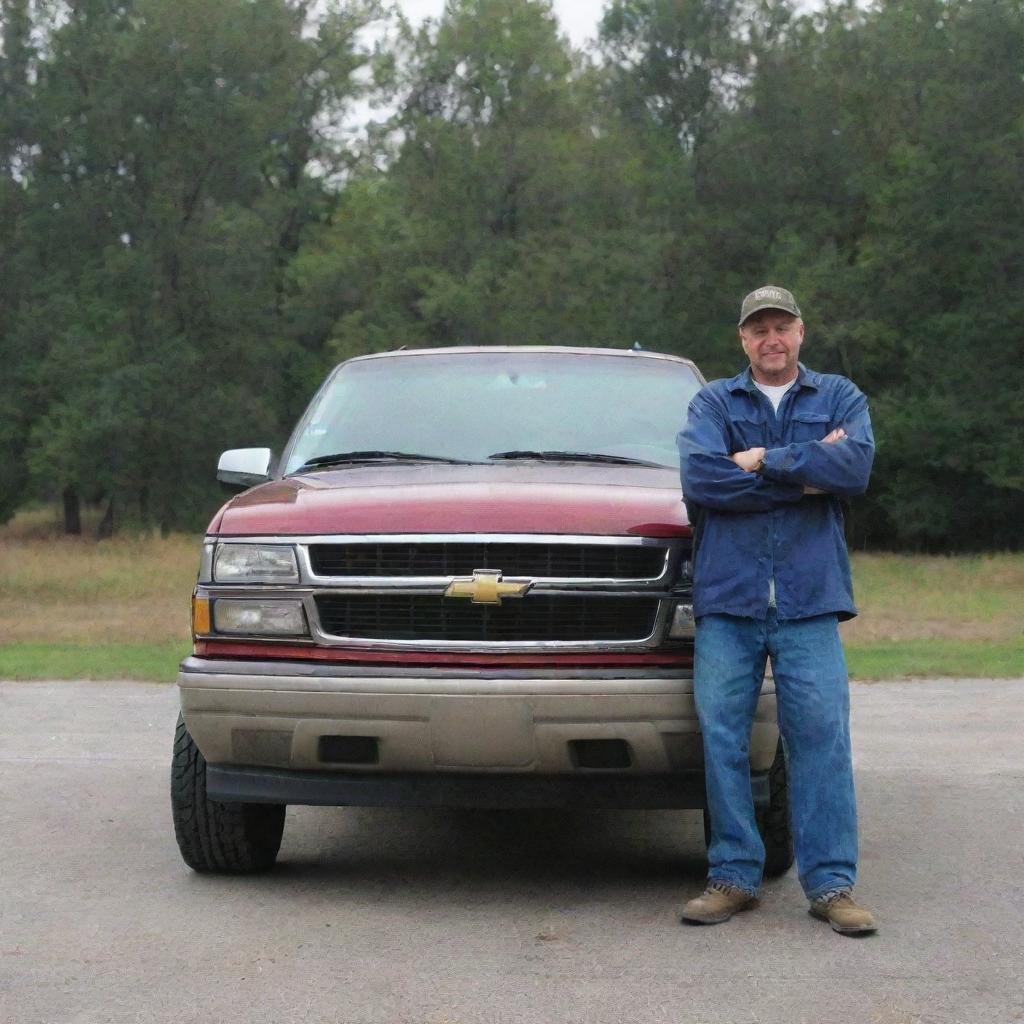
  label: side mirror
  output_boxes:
[217,448,273,490]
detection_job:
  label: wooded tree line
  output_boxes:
[1,0,1021,548]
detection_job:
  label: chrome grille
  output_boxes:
[308,541,667,580]
[314,594,660,642]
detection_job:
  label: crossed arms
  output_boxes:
[677,383,874,513]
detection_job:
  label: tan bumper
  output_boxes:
[178,657,778,775]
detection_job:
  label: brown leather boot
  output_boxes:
[809,889,877,934]
[681,881,757,925]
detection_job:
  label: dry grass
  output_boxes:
[842,553,1024,645]
[2,506,1022,655]
[0,520,198,645]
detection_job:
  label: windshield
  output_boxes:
[283,351,701,475]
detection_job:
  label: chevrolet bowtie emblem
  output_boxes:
[444,569,532,604]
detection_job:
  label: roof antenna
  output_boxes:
[631,342,644,351]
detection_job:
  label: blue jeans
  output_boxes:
[694,610,858,899]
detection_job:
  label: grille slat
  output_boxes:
[308,542,666,579]
[314,594,659,642]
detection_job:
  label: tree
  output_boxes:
[11,0,379,531]
[289,0,685,361]
[0,0,39,523]
[850,0,1024,547]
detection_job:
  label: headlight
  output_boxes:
[213,544,299,583]
[668,602,695,639]
[213,599,308,636]
[198,543,215,584]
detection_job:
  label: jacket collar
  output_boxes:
[726,362,821,394]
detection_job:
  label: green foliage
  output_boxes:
[1,0,1021,548]
[2,0,380,529]
[289,0,683,362]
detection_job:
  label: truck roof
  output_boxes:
[340,346,701,376]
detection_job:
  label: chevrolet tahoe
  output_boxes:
[171,347,791,875]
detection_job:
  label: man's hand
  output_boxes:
[733,429,847,491]
[730,446,766,473]
[804,428,846,493]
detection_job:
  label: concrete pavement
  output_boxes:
[2,678,1022,1024]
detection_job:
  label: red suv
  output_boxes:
[171,347,791,875]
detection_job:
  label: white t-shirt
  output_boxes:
[752,377,797,607]
[753,378,796,412]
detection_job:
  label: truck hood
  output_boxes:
[210,462,689,537]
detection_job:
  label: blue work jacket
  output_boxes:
[676,363,874,622]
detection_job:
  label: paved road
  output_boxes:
[2,679,1023,1024]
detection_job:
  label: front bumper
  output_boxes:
[177,657,778,808]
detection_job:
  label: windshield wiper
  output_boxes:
[488,450,664,468]
[291,451,481,474]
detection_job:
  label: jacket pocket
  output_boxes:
[728,416,767,451]
[787,412,831,443]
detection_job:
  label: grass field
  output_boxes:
[0,510,197,682]
[1,508,1021,681]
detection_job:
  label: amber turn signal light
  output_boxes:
[191,596,211,636]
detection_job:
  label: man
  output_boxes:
[676,285,876,935]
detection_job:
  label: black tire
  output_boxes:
[170,713,285,873]
[700,738,794,878]
[758,738,794,877]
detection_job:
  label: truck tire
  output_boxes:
[757,738,794,877]
[170,713,285,873]
[701,739,794,878]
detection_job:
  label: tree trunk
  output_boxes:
[63,486,82,535]
[96,497,115,540]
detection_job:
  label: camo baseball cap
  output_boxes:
[738,285,801,325]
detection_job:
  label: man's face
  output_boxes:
[739,310,804,384]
